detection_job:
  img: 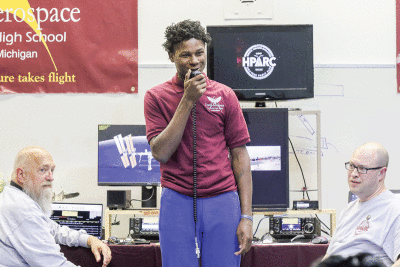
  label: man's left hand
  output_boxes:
[235,218,253,255]
[87,236,112,267]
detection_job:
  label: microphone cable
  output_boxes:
[190,70,202,266]
[192,103,201,266]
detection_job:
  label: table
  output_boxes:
[61,243,328,267]
[242,243,328,267]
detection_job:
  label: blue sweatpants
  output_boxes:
[159,187,242,267]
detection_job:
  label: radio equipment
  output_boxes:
[269,217,320,239]
[293,200,319,210]
[129,217,159,240]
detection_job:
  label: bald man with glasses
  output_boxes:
[322,142,400,267]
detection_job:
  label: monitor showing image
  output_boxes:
[98,125,161,186]
[242,108,289,211]
[50,203,103,239]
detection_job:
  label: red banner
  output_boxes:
[0,0,138,93]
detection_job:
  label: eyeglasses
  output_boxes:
[345,162,384,174]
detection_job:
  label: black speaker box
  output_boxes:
[107,190,131,209]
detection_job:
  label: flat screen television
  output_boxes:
[242,108,289,211]
[50,203,103,239]
[98,124,160,186]
[207,25,314,102]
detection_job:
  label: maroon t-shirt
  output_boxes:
[144,73,250,197]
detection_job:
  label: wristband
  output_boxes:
[241,214,253,221]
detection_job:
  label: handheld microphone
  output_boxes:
[190,70,202,79]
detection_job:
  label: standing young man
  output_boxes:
[144,20,253,266]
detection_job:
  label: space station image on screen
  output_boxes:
[98,125,161,186]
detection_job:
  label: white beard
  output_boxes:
[23,179,53,217]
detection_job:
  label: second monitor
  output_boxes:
[242,108,289,211]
